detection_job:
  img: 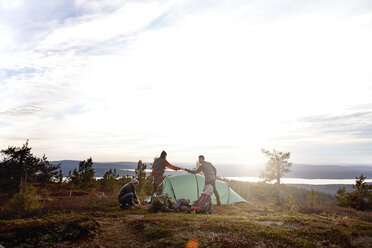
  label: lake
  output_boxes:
[223,177,372,185]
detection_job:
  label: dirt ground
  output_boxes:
[56,216,143,248]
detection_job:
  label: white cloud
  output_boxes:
[38,1,173,50]
[0,0,372,166]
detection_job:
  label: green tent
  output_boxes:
[162,174,246,205]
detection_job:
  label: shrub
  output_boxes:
[135,160,147,193]
[336,175,372,211]
[298,205,372,221]
[0,214,99,246]
[0,184,41,219]
[49,189,89,197]
[98,168,119,194]
[67,157,95,189]
[143,175,153,196]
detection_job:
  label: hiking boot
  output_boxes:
[120,204,131,210]
[216,199,221,206]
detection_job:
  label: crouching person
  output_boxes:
[118,178,141,209]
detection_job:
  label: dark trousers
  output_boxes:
[118,192,139,206]
[151,176,164,196]
[205,180,221,204]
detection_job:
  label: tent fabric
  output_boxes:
[162,174,246,205]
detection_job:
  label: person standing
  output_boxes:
[186,155,221,205]
[118,178,141,209]
[151,150,181,196]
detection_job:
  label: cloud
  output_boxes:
[300,112,372,138]
[0,0,372,165]
[36,1,173,51]
[0,102,45,118]
[0,67,36,76]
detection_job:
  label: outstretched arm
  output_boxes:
[164,160,181,171]
[186,165,202,174]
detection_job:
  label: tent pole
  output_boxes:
[166,176,178,201]
[194,174,200,199]
[227,184,230,205]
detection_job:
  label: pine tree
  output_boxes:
[68,170,72,183]
[135,160,147,193]
[100,168,119,193]
[78,157,95,186]
[336,187,349,207]
[68,168,81,187]
[36,154,61,188]
[307,189,320,206]
[68,158,95,188]
[260,148,292,205]
[0,140,40,193]
[336,174,372,211]
[260,149,292,184]
[57,169,63,184]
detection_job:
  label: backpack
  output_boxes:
[172,198,191,213]
[148,194,175,213]
[190,184,213,214]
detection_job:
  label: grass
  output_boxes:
[0,213,99,247]
[0,182,371,247]
[123,204,372,248]
[298,205,372,221]
[42,195,118,213]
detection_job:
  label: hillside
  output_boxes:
[1,181,371,247]
[1,195,371,247]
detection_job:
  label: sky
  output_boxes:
[0,0,372,167]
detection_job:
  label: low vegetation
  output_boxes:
[336,174,372,211]
[0,180,371,247]
[0,214,99,247]
[126,204,372,248]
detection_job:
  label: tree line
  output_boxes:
[0,140,151,197]
[0,140,62,194]
[1,141,370,211]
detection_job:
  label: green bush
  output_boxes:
[143,175,153,196]
[0,184,41,219]
[98,168,120,194]
[336,175,372,211]
[0,214,99,246]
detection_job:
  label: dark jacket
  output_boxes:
[118,183,137,199]
[188,161,217,183]
[152,157,180,176]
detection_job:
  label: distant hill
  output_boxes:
[53,160,372,180]
[52,160,143,178]
[284,164,372,179]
